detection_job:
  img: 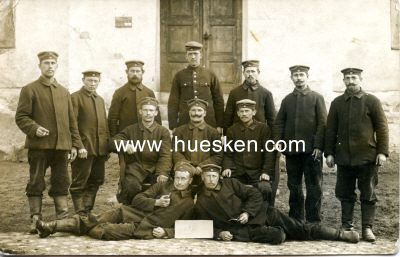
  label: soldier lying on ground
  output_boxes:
[195,164,360,245]
[36,162,195,240]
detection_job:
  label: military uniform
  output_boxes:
[223,119,275,202]
[38,181,194,240]
[15,51,84,227]
[109,121,172,205]
[167,41,224,130]
[325,68,389,235]
[70,75,110,214]
[273,66,327,222]
[195,165,359,244]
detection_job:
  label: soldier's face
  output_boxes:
[189,106,206,123]
[343,74,362,93]
[291,71,308,88]
[243,67,259,85]
[82,76,100,93]
[186,50,202,67]
[39,59,58,78]
[139,104,158,122]
[126,67,143,84]
[202,171,220,189]
[237,107,256,124]
[174,171,193,191]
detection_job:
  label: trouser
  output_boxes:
[285,154,323,222]
[26,149,70,197]
[70,155,107,213]
[233,173,272,204]
[117,163,157,205]
[335,163,378,228]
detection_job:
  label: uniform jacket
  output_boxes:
[325,89,389,166]
[167,66,224,129]
[223,120,276,181]
[71,87,109,156]
[223,82,276,130]
[15,76,83,150]
[273,86,327,155]
[108,82,162,137]
[121,181,194,239]
[109,122,172,178]
[194,178,267,241]
[172,122,222,167]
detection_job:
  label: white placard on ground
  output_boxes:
[174,220,214,238]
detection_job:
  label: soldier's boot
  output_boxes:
[313,225,359,243]
[71,195,86,216]
[361,203,376,242]
[36,218,78,238]
[83,190,98,214]
[53,196,69,219]
[341,201,355,230]
[28,196,42,234]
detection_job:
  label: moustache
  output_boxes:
[191,115,203,118]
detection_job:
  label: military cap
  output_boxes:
[125,60,144,69]
[236,99,256,110]
[242,60,259,69]
[138,97,159,108]
[341,68,363,76]
[185,41,203,51]
[289,65,310,73]
[187,98,208,110]
[82,70,101,77]
[37,51,58,61]
[174,161,196,177]
[200,164,222,174]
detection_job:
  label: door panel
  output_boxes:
[161,0,242,93]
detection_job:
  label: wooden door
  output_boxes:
[160,0,242,93]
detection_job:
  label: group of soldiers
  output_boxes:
[15,40,388,245]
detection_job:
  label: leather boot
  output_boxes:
[36,218,78,238]
[313,225,359,243]
[53,196,69,219]
[341,201,355,230]
[361,203,376,242]
[71,195,86,215]
[83,191,97,214]
[28,196,42,234]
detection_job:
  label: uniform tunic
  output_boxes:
[108,82,162,137]
[167,66,224,129]
[223,82,276,130]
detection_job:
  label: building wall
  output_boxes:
[0,0,398,160]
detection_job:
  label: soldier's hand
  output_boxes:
[312,148,322,160]
[152,227,166,238]
[238,212,249,224]
[259,173,270,181]
[376,153,387,166]
[69,147,78,162]
[36,126,49,137]
[326,155,335,168]
[157,175,169,183]
[126,144,135,155]
[194,166,202,175]
[216,127,223,135]
[219,231,233,241]
[222,169,232,177]
[78,148,88,159]
[155,194,170,207]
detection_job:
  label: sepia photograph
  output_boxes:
[0,0,399,255]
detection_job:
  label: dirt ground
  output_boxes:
[0,153,398,242]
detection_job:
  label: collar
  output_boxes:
[127,82,143,91]
[80,87,97,97]
[186,65,202,72]
[39,76,58,88]
[188,121,206,130]
[203,182,222,196]
[242,81,259,91]
[139,120,157,132]
[239,120,257,131]
[292,86,311,95]
[344,88,366,101]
